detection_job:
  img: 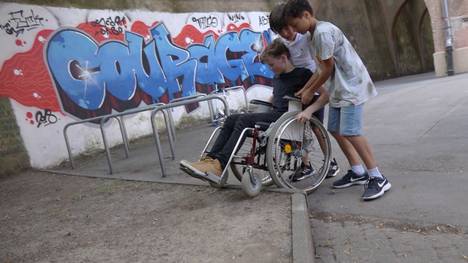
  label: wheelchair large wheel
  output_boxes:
[266,112,331,193]
[230,134,274,187]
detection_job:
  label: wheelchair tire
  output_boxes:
[231,111,307,187]
[266,112,331,193]
[241,166,262,197]
[230,148,274,187]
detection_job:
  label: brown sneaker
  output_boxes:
[180,159,223,185]
[190,159,222,177]
[200,155,215,161]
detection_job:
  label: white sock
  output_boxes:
[351,164,365,175]
[368,167,383,179]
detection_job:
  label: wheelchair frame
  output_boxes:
[197,98,332,194]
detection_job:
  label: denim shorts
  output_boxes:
[327,104,364,136]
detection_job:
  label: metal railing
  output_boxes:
[167,93,209,141]
[208,86,248,123]
[99,103,173,174]
[63,102,173,174]
[64,115,125,170]
[150,95,230,177]
[64,94,233,176]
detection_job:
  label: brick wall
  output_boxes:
[425,0,468,75]
[424,0,468,51]
[0,98,30,177]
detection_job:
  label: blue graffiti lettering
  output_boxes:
[46,23,273,119]
[151,25,197,99]
[188,35,224,85]
[238,29,272,82]
[127,32,167,100]
[215,32,248,82]
[46,30,105,110]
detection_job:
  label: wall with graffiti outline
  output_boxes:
[0,2,275,168]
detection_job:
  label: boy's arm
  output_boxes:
[299,57,334,105]
[296,86,329,123]
[295,73,319,97]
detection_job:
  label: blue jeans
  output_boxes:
[327,104,364,136]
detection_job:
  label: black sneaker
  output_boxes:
[362,176,391,201]
[289,163,315,182]
[332,170,368,189]
[326,158,340,178]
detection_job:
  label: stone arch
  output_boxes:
[418,8,435,71]
[391,0,434,75]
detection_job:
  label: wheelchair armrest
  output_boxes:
[283,95,302,112]
[249,99,273,107]
[254,121,271,131]
[282,95,301,102]
[249,99,274,113]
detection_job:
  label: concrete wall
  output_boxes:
[0,2,274,169]
[8,0,438,80]
[7,0,275,12]
[314,0,434,80]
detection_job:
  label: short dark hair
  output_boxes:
[269,3,287,34]
[260,38,290,62]
[284,0,314,19]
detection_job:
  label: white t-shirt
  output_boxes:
[280,33,317,73]
[308,21,377,107]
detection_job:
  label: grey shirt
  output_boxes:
[308,21,377,107]
[280,32,317,73]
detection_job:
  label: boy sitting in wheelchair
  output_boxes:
[180,38,324,185]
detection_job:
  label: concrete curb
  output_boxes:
[291,193,315,263]
[40,168,305,194]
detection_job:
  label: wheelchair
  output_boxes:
[182,96,332,196]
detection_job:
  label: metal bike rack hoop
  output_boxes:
[150,95,230,177]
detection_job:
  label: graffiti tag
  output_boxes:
[90,16,127,37]
[227,13,245,23]
[35,109,58,127]
[191,15,219,30]
[0,9,45,37]
[259,15,269,26]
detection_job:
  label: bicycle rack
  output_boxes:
[168,93,208,141]
[99,103,173,174]
[64,115,124,170]
[63,103,173,174]
[208,86,249,123]
[150,95,230,177]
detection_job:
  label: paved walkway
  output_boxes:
[308,72,468,262]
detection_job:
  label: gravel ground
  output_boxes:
[0,171,292,263]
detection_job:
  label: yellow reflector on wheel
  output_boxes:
[284,143,292,153]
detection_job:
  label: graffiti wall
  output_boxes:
[0,2,275,168]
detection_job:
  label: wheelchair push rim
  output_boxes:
[266,112,331,193]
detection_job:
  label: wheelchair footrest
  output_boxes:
[179,160,221,185]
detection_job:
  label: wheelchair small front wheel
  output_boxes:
[241,166,262,197]
[230,135,274,187]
